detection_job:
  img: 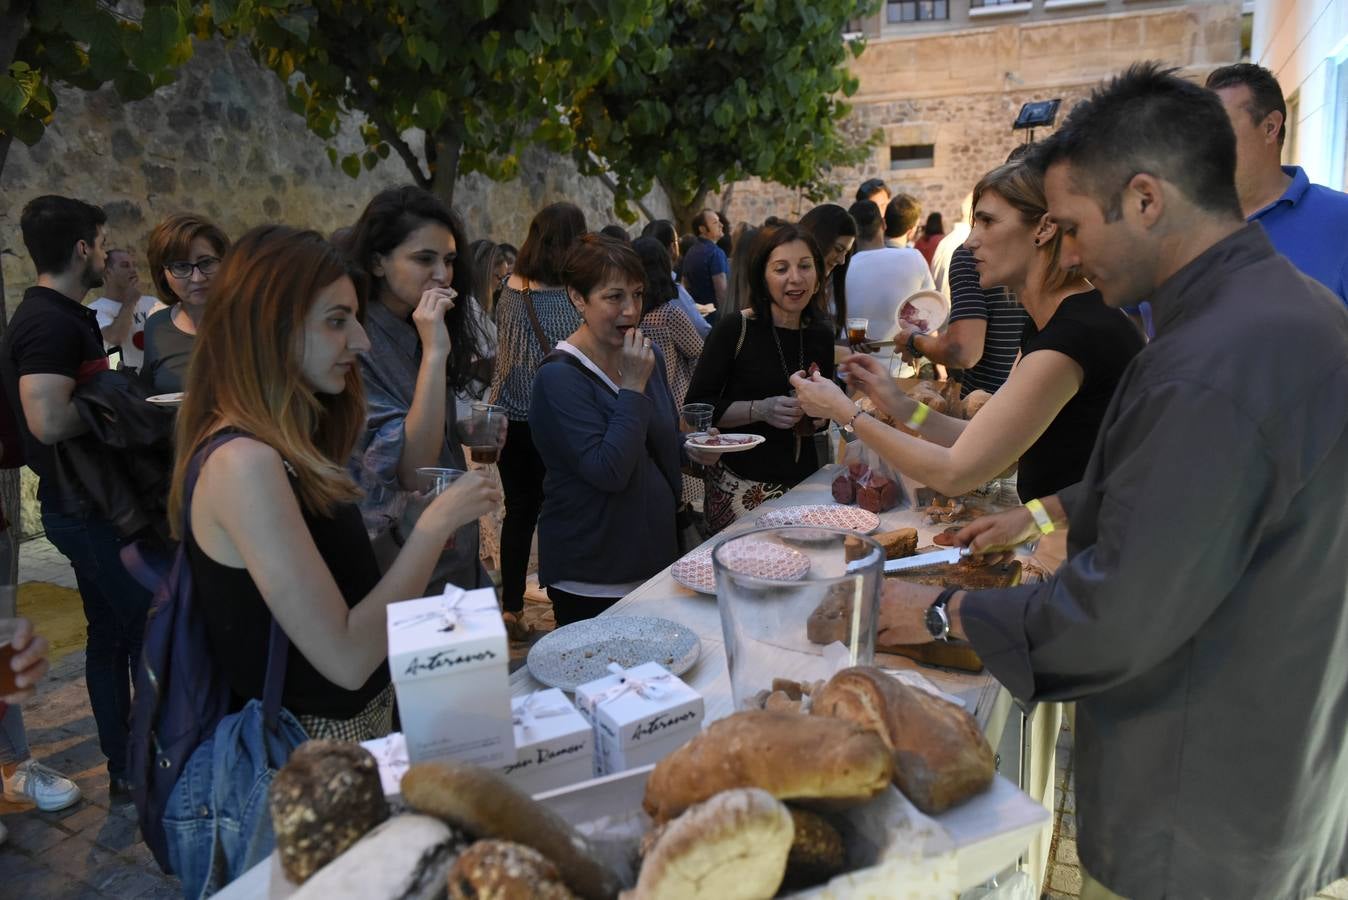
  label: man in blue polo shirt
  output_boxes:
[680,209,729,311]
[1208,63,1348,305]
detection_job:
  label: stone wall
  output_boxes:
[715,2,1243,229]
[0,37,668,538]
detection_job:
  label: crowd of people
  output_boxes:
[0,58,1346,899]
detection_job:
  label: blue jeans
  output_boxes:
[41,508,152,779]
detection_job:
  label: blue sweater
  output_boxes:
[529,348,681,587]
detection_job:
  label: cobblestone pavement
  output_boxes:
[5,536,1347,899]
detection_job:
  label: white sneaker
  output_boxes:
[3,759,82,812]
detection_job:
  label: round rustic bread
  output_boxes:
[448,839,578,900]
[782,807,847,889]
[270,739,390,884]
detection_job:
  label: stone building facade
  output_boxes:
[716,0,1243,228]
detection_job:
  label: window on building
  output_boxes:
[970,0,1025,6]
[890,144,936,170]
[886,0,949,22]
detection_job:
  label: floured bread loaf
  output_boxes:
[270,740,390,883]
[623,789,793,900]
[448,840,578,900]
[401,760,622,900]
[290,814,458,900]
[642,710,893,823]
[811,666,994,814]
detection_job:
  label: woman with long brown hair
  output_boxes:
[169,225,498,740]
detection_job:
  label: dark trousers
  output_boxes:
[41,507,152,779]
[546,587,622,628]
[497,418,546,614]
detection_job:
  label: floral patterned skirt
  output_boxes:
[705,463,787,535]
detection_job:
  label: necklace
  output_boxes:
[769,319,804,380]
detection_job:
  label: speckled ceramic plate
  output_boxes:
[757,504,881,534]
[146,392,184,406]
[527,616,702,692]
[672,541,810,593]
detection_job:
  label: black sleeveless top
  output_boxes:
[187,438,389,719]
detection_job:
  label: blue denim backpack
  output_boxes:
[125,431,308,897]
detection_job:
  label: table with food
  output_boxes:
[215,410,1066,900]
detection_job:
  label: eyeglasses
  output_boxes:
[165,257,221,279]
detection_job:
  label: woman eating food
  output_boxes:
[171,225,499,742]
[341,186,496,597]
[528,235,684,625]
[685,224,837,532]
[791,157,1144,502]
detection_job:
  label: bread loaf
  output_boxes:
[448,840,578,900]
[401,760,623,900]
[270,740,390,884]
[781,807,846,889]
[290,814,458,900]
[872,528,918,560]
[623,789,793,900]
[642,710,893,823]
[811,666,994,814]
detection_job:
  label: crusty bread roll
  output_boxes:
[401,760,622,900]
[270,740,390,884]
[811,666,994,814]
[961,389,992,419]
[448,840,578,900]
[623,789,793,900]
[642,710,893,823]
[782,807,846,889]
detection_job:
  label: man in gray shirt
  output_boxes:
[878,64,1348,899]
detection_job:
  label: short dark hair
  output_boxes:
[515,202,588,284]
[600,224,631,242]
[146,213,231,304]
[1033,62,1242,222]
[641,219,678,252]
[561,233,646,299]
[693,209,718,236]
[884,193,922,238]
[923,212,944,236]
[20,195,107,276]
[632,236,678,317]
[1206,63,1288,145]
[745,224,828,323]
[847,200,883,242]
[856,178,889,203]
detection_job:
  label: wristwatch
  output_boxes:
[906,331,921,358]
[925,586,959,642]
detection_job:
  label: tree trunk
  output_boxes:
[664,183,708,235]
[1,2,31,556]
[428,130,462,207]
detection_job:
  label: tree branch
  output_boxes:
[348,75,429,189]
[587,151,656,222]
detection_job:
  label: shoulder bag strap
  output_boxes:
[521,281,552,357]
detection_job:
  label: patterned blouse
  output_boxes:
[640,299,705,410]
[488,282,580,421]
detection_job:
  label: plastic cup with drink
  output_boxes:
[412,467,464,551]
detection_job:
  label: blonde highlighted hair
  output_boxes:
[168,225,366,533]
[972,160,1073,293]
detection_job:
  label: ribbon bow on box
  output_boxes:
[512,692,574,733]
[592,662,674,707]
[390,586,501,634]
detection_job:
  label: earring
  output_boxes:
[1033,239,1042,247]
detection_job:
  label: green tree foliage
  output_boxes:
[215,0,660,205]
[570,0,882,226]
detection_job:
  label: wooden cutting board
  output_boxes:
[879,559,1024,672]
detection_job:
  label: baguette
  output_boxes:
[401,760,623,900]
[642,710,893,823]
[811,666,994,814]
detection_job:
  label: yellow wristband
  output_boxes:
[1025,498,1055,535]
[903,402,930,431]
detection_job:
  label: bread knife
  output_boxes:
[883,546,968,573]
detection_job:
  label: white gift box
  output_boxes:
[360,732,409,797]
[500,689,594,795]
[575,662,704,776]
[386,587,512,767]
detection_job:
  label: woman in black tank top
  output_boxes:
[167,226,501,739]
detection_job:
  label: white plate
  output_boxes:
[526,616,702,692]
[146,392,184,406]
[671,541,810,594]
[898,289,951,334]
[757,504,881,534]
[684,432,766,453]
